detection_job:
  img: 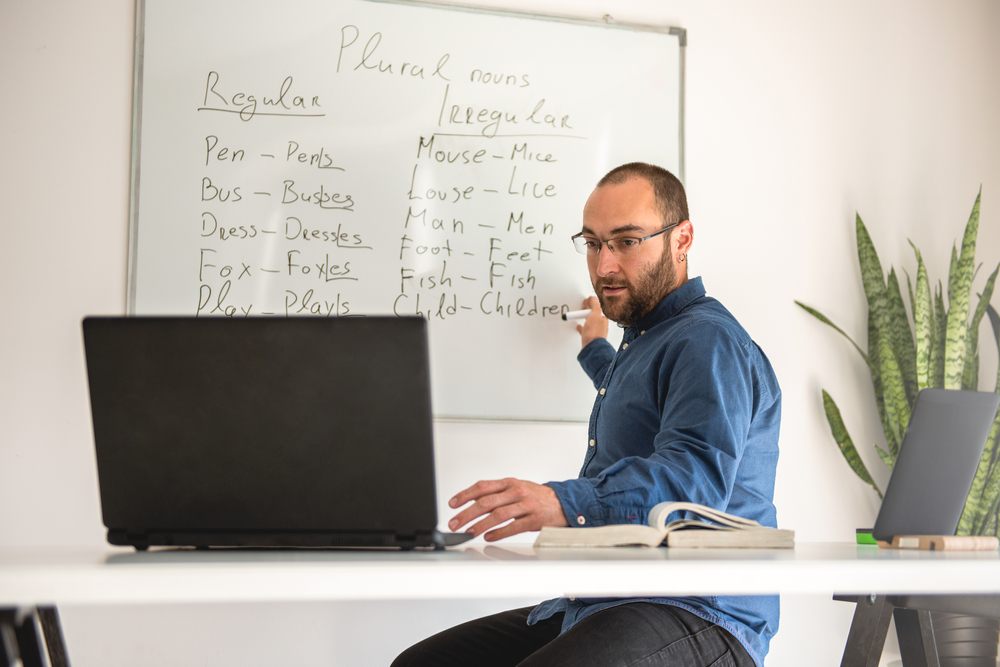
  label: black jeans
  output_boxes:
[391,602,756,667]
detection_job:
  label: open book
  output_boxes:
[534,501,794,548]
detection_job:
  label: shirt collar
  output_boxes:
[627,276,706,335]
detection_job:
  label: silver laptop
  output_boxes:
[872,388,1000,542]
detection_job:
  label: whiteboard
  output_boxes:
[129,0,684,421]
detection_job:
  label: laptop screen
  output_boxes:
[84,316,441,547]
[872,388,1000,542]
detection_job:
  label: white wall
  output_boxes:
[2,0,999,665]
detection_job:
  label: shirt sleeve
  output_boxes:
[549,322,758,526]
[577,338,615,389]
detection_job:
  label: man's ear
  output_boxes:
[674,220,694,256]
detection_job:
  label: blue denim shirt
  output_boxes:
[528,277,781,666]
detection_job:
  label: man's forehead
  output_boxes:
[582,178,659,232]
[585,177,654,209]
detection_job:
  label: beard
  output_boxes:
[594,246,678,326]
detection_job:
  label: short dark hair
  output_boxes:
[596,162,689,226]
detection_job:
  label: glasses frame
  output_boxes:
[570,221,681,256]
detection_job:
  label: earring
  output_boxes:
[679,253,686,262]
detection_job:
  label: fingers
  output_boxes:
[466,501,526,538]
[479,490,566,540]
[449,490,519,532]
[586,297,605,320]
[447,479,565,541]
[448,478,507,509]
[448,479,519,532]
[483,517,533,542]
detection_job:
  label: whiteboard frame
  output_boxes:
[125,0,686,314]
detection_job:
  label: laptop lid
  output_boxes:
[83,316,456,549]
[872,388,1000,542]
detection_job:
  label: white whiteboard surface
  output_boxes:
[129,0,684,421]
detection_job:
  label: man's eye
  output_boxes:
[582,238,600,249]
[617,238,640,249]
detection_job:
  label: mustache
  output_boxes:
[595,278,629,289]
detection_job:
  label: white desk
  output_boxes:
[2,542,999,605]
[2,542,999,666]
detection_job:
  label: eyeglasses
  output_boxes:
[570,222,681,257]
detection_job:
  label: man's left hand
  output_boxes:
[448,478,568,541]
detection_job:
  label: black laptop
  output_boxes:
[83,316,472,551]
[872,388,1000,542]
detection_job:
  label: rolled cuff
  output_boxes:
[546,478,607,527]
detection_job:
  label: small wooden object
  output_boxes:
[885,535,1000,551]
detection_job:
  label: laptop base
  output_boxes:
[108,529,473,551]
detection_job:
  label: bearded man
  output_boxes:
[393,162,782,667]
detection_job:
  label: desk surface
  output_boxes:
[2,542,999,606]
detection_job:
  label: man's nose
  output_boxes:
[595,246,621,277]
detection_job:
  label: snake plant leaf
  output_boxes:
[963,423,1000,536]
[867,311,896,454]
[858,213,913,443]
[875,444,895,468]
[948,244,958,304]
[987,304,1000,389]
[962,264,1000,390]
[794,301,871,369]
[964,261,986,392]
[982,508,999,537]
[910,243,933,391]
[963,350,981,391]
[886,268,917,403]
[856,213,887,308]
[868,282,909,452]
[877,325,910,453]
[964,411,1000,536]
[931,283,947,387]
[963,304,1000,535]
[822,390,883,498]
[944,190,981,389]
[961,304,1000,535]
[905,270,916,321]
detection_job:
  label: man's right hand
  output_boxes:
[576,296,608,348]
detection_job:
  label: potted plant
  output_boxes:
[796,191,1000,662]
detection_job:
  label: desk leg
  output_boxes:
[0,606,70,667]
[893,608,939,667]
[1,608,16,667]
[12,608,44,667]
[836,594,894,667]
[39,607,70,667]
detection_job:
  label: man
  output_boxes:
[393,163,781,667]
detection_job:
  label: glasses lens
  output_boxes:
[608,237,640,255]
[572,236,595,255]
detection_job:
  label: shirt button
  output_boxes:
[576,515,586,525]
[599,387,606,396]
[622,342,629,350]
[589,439,596,447]
[640,330,646,336]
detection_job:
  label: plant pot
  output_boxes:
[931,611,1000,666]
